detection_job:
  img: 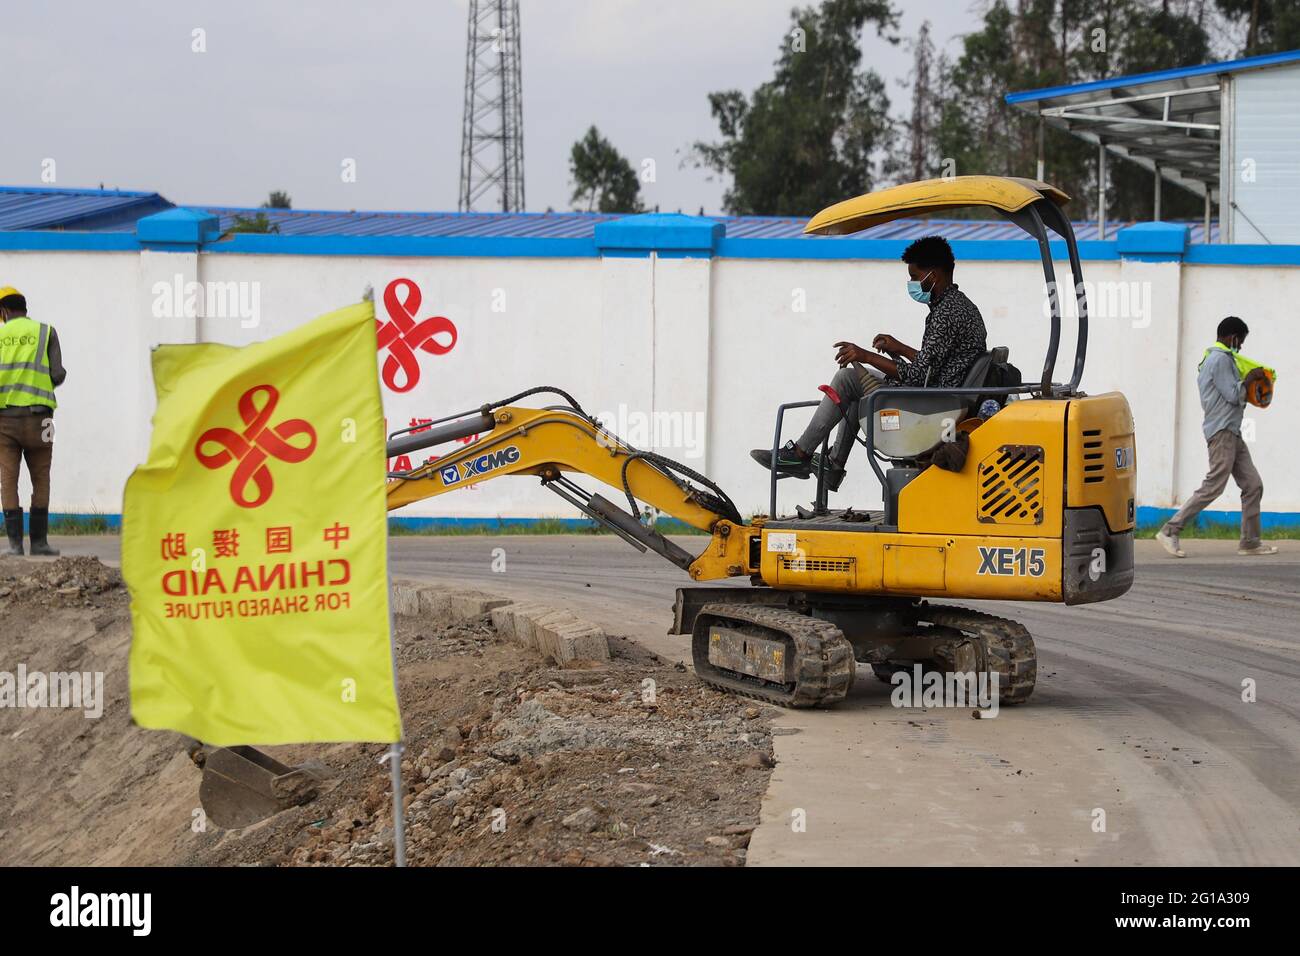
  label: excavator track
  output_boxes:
[691,603,855,708]
[912,604,1038,705]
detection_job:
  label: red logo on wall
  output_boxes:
[196,384,318,508]
[377,278,457,393]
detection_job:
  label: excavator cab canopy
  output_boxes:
[803,175,1069,235]
[804,175,1088,395]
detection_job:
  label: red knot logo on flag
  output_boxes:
[196,384,317,508]
[376,278,457,393]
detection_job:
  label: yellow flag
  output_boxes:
[124,302,401,745]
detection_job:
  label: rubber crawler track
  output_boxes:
[691,603,856,708]
[914,604,1038,705]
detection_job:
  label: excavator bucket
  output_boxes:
[195,745,322,829]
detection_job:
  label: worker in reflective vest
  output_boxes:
[0,287,66,556]
[1156,316,1277,558]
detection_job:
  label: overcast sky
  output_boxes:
[3,0,984,215]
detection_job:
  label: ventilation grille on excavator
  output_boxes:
[1082,429,1105,484]
[978,444,1045,524]
[778,556,854,573]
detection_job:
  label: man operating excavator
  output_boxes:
[751,235,987,490]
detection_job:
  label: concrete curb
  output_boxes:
[391,581,610,665]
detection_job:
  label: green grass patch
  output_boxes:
[1137,522,1300,540]
[49,514,117,535]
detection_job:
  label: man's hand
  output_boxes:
[872,333,904,355]
[833,341,868,367]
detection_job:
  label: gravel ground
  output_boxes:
[192,616,776,867]
[0,556,775,867]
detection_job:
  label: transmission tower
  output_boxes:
[458,0,525,212]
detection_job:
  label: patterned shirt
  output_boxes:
[894,284,987,388]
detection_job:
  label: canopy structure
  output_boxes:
[803,176,1068,236]
[1006,49,1300,242]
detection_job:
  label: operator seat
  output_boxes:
[870,346,1007,461]
[866,346,1008,526]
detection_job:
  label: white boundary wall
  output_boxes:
[0,246,1294,522]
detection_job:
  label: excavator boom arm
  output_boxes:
[386,405,755,581]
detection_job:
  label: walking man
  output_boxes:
[0,286,64,556]
[1157,316,1277,558]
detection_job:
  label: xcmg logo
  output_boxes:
[439,445,521,485]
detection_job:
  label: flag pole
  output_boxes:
[382,573,407,867]
[382,559,407,866]
[387,742,408,867]
[384,742,407,867]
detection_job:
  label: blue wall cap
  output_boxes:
[1116,221,1188,261]
[137,207,221,248]
[594,212,724,258]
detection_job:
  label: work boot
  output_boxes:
[750,441,812,479]
[808,452,847,492]
[28,507,59,557]
[3,509,23,556]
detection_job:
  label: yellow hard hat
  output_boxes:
[0,286,20,301]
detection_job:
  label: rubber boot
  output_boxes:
[28,507,59,557]
[3,509,23,556]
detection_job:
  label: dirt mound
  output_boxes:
[0,558,194,865]
[0,555,124,610]
[1,565,773,867]
[190,620,774,867]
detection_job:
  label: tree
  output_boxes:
[1104,1,1212,220]
[926,0,1079,213]
[690,0,899,215]
[924,0,1214,223]
[229,190,291,234]
[890,20,942,183]
[1216,0,1300,54]
[228,212,279,234]
[569,127,644,213]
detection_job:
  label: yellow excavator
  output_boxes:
[196,177,1137,827]
[384,176,1137,709]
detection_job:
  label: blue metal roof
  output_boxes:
[199,206,627,238]
[197,205,1217,243]
[0,184,1218,243]
[0,185,172,232]
[1006,47,1300,104]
